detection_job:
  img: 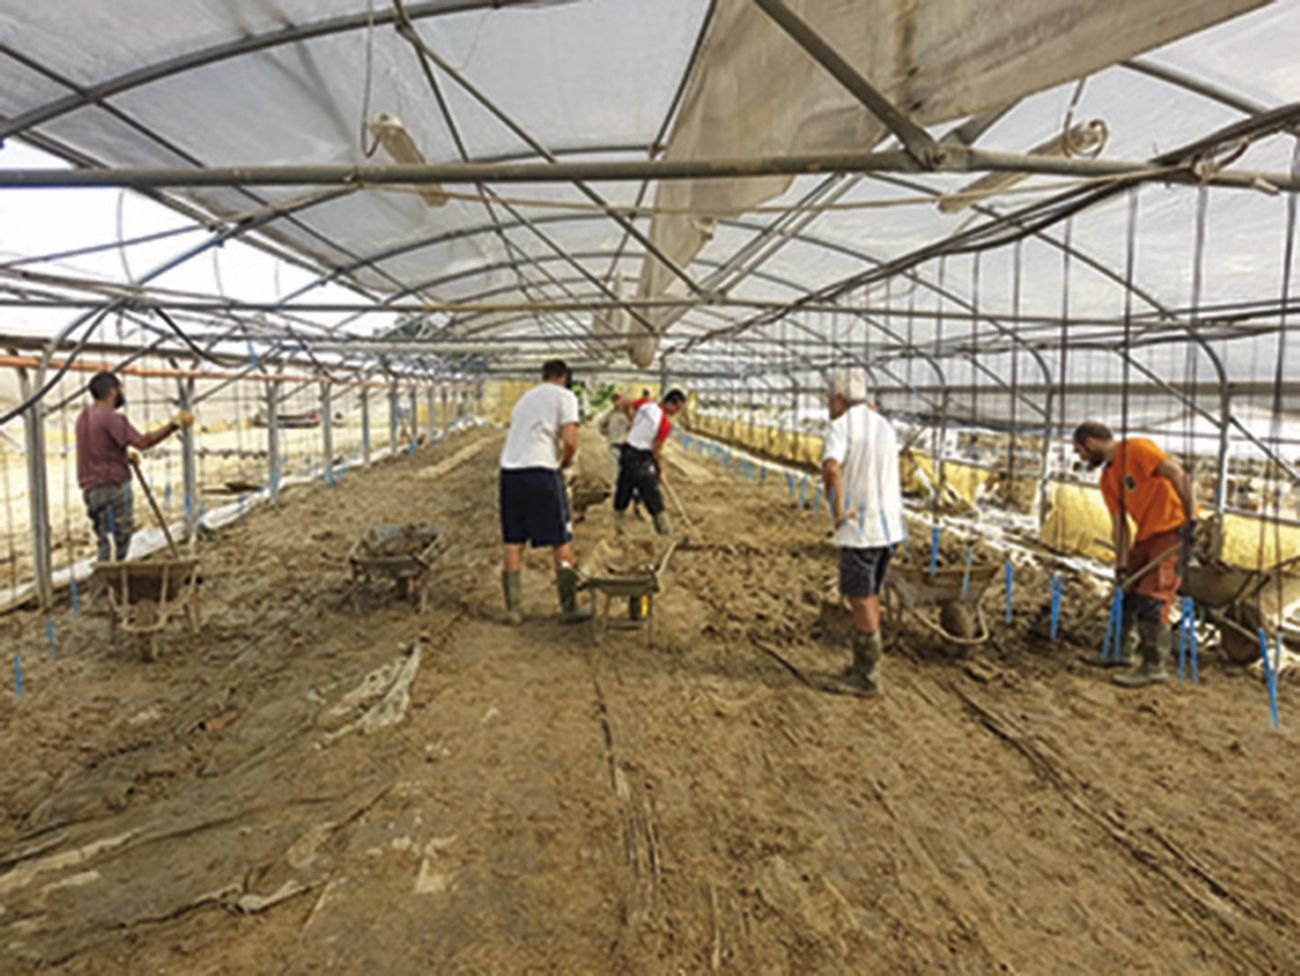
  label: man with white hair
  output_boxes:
[821,368,904,695]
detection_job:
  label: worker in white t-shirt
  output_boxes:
[820,368,904,695]
[613,389,686,536]
[498,358,592,625]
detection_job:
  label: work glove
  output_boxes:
[172,410,195,429]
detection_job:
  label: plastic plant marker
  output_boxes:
[1258,627,1280,728]
[929,526,940,577]
[961,547,974,602]
[13,654,22,698]
[45,618,57,660]
[1004,560,1014,624]
[69,575,80,618]
[1188,600,1200,683]
[1049,574,1062,641]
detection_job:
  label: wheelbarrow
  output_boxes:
[94,557,201,662]
[885,559,1001,654]
[1181,554,1300,663]
[578,537,677,646]
[347,524,444,612]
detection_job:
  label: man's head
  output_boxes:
[641,389,651,398]
[541,358,571,387]
[88,371,124,409]
[826,368,867,420]
[1072,420,1114,469]
[661,388,686,417]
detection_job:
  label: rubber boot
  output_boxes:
[613,510,627,536]
[652,511,674,537]
[836,630,882,695]
[1082,615,1138,668]
[501,570,523,626]
[556,565,593,624]
[1113,620,1171,688]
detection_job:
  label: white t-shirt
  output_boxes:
[821,404,904,549]
[626,401,664,451]
[500,383,580,470]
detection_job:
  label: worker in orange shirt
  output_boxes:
[1073,421,1196,687]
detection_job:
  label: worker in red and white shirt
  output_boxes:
[613,389,685,536]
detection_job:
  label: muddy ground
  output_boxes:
[0,426,1297,974]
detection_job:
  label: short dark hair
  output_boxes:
[1073,420,1113,446]
[663,388,686,406]
[641,389,651,397]
[541,359,569,381]
[88,371,121,401]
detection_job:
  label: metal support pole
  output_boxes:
[408,388,420,449]
[425,386,437,442]
[1035,387,1056,526]
[178,377,197,536]
[388,384,400,451]
[320,381,335,485]
[18,368,53,607]
[265,380,281,502]
[1214,386,1232,515]
[360,386,372,467]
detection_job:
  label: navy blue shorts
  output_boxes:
[839,546,892,599]
[500,467,572,547]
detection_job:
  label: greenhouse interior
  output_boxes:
[0,1,1298,972]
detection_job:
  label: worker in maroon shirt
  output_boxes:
[76,371,192,562]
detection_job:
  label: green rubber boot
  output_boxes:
[834,630,882,696]
[613,510,627,536]
[556,566,593,624]
[501,570,523,626]
[652,511,674,537]
[1113,620,1171,688]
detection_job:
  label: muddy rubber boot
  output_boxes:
[1113,620,1171,688]
[832,630,881,696]
[556,566,592,624]
[1082,618,1138,668]
[613,510,627,536]
[501,570,523,626]
[652,511,674,537]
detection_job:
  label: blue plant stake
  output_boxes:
[813,484,823,512]
[1003,559,1014,624]
[1188,598,1200,683]
[785,472,795,498]
[961,547,974,602]
[759,467,767,488]
[44,617,57,661]
[164,483,172,510]
[1258,627,1281,728]
[1102,588,1124,662]
[69,575,80,618]
[238,494,245,516]
[928,525,940,577]
[797,477,807,508]
[1049,574,1063,641]
[12,654,22,698]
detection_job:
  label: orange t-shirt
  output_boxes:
[1100,438,1187,542]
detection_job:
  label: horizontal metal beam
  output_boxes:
[4,142,1300,190]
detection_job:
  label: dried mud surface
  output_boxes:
[0,427,1297,974]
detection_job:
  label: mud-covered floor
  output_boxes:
[1,426,1297,974]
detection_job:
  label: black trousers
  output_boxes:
[614,445,664,516]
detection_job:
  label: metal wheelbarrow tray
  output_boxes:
[886,559,1001,650]
[578,537,677,645]
[93,557,201,661]
[347,524,445,611]
[1181,555,1300,662]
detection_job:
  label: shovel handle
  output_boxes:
[131,456,180,559]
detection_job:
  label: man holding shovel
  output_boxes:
[76,371,192,563]
[1073,421,1196,687]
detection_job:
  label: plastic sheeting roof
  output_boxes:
[0,0,1298,432]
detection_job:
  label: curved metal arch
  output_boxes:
[0,0,541,141]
